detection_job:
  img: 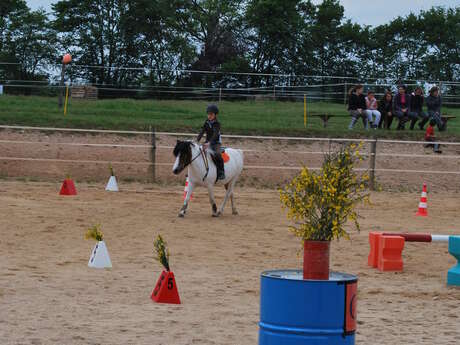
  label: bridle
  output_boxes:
[181,143,209,181]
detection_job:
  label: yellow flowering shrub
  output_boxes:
[279,143,369,241]
[154,234,170,271]
[85,224,104,241]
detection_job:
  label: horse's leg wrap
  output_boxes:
[179,179,194,217]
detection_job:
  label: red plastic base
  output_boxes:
[59,179,77,195]
[151,271,181,304]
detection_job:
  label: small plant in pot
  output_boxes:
[279,143,369,280]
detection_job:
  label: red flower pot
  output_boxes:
[303,240,330,280]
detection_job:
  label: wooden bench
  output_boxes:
[441,115,456,130]
[310,114,337,128]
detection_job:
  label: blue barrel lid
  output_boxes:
[261,270,357,283]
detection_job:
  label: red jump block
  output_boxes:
[377,235,404,272]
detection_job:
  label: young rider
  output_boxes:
[196,104,225,180]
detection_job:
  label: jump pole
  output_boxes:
[382,233,450,242]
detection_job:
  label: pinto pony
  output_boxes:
[172,141,244,217]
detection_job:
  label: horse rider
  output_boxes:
[196,104,225,181]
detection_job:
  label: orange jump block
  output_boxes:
[368,231,383,268]
[377,235,405,271]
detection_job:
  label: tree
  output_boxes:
[53,0,141,85]
[0,2,56,83]
[174,0,248,87]
[246,0,305,85]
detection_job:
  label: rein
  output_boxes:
[184,144,209,181]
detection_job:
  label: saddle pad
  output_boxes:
[222,152,230,163]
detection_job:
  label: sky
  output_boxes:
[27,0,458,27]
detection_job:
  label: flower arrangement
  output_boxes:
[85,224,104,241]
[279,143,369,242]
[154,235,170,271]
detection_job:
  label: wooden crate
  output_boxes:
[71,86,98,100]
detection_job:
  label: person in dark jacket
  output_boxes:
[347,84,368,129]
[378,90,393,129]
[393,85,416,130]
[197,104,225,180]
[409,86,428,130]
[424,86,444,131]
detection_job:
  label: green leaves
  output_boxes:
[154,235,170,271]
[280,143,369,242]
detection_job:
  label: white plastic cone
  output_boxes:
[88,241,112,268]
[105,175,119,192]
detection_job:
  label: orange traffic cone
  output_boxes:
[183,175,193,201]
[416,183,428,216]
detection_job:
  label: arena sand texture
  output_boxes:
[1,181,459,345]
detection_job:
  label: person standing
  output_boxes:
[425,119,442,153]
[347,84,368,130]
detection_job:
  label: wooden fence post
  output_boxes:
[369,139,377,191]
[149,126,156,182]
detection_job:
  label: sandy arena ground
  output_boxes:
[1,180,459,345]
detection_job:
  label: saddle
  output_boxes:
[210,148,230,164]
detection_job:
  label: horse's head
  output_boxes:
[172,140,193,175]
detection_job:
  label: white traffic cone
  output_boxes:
[105,175,119,192]
[88,241,112,268]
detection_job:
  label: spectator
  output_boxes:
[425,86,445,131]
[409,86,428,130]
[364,91,381,129]
[393,85,416,130]
[347,84,368,130]
[378,90,393,129]
[425,119,442,153]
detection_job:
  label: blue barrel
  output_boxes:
[259,270,357,345]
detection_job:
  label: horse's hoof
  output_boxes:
[232,210,239,215]
[212,212,221,217]
[178,212,185,218]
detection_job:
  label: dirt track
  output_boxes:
[1,181,459,345]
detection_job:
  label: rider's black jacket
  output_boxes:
[197,119,221,145]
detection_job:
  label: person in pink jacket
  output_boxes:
[365,91,381,129]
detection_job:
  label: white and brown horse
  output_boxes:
[172,141,243,217]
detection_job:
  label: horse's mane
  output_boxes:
[173,140,192,157]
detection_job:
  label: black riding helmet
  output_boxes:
[206,104,219,115]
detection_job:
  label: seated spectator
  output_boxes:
[364,91,381,129]
[347,84,368,130]
[425,119,442,153]
[409,86,428,130]
[425,86,445,131]
[378,90,393,129]
[393,85,417,130]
